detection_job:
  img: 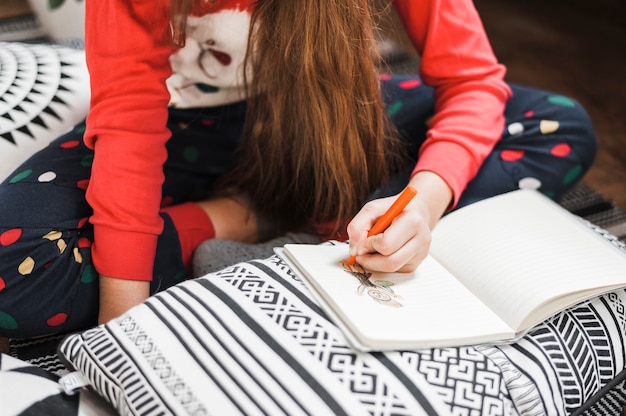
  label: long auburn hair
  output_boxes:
[169,0,402,238]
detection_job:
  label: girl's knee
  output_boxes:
[506,86,598,168]
[0,228,97,338]
[559,100,597,163]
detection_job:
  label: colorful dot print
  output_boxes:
[9,169,32,184]
[1,228,22,246]
[47,313,68,327]
[518,177,542,190]
[18,257,35,275]
[540,120,560,135]
[398,79,422,89]
[0,311,18,330]
[80,265,97,284]
[81,154,94,168]
[501,149,525,162]
[551,143,571,157]
[564,165,583,185]
[0,137,97,334]
[507,122,524,136]
[387,102,403,117]
[498,93,587,195]
[547,95,576,107]
[386,76,423,118]
[76,179,90,190]
[184,146,200,163]
[0,224,95,331]
[60,140,81,149]
[38,171,57,182]
[174,270,186,282]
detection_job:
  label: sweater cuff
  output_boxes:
[160,202,215,274]
[91,225,158,281]
[412,142,478,209]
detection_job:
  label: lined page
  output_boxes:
[282,244,514,350]
[430,189,626,331]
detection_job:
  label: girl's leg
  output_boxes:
[158,103,247,274]
[0,103,246,338]
[0,123,100,338]
[378,75,597,207]
[373,74,434,199]
[160,103,246,206]
[457,84,596,208]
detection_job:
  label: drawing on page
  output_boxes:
[342,260,403,308]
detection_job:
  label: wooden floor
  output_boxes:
[1,0,30,18]
[476,0,626,209]
[383,0,626,209]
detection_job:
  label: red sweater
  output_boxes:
[84,0,511,281]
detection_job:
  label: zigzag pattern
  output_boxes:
[215,256,626,416]
[215,263,424,416]
[71,326,172,416]
[494,289,626,415]
[0,42,80,143]
[215,260,520,415]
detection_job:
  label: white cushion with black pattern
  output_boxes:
[0,42,89,181]
[0,353,115,415]
[57,249,626,415]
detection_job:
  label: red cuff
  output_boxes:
[412,142,478,209]
[161,202,215,274]
[91,226,159,281]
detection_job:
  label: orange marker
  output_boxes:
[347,185,418,265]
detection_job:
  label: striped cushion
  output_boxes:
[58,252,626,415]
[58,257,447,415]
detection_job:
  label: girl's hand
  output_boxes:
[347,193,431,273]
[347,171,453,273]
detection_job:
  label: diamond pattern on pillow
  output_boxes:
[0,42,89,181]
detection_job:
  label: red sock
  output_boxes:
[313,219,351,242]
[161,202,215,274]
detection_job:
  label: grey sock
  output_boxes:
[192,232,322,277]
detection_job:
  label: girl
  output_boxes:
[0,0,596,338]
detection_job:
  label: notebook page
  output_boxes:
[430,189,626,331]
[282,244,514,350]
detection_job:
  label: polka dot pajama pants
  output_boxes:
[0,76,596,338]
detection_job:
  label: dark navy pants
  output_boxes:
[0,76,596,338]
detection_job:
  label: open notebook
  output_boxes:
[278,189,626,351]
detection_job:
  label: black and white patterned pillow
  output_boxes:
[0,353,115,415]
[58,257,451,415]
[57,253,626,415]
[0,42,89,181]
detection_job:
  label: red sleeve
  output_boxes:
[84,0,175,281]
[392,0,512,206]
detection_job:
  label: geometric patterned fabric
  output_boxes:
[0,353,115,415]
[58,236,626,415]
[0,42,89,181]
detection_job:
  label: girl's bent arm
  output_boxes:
[84,0,174,282]
[98,276,150,324]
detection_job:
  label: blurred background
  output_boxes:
[1,0,624,209]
